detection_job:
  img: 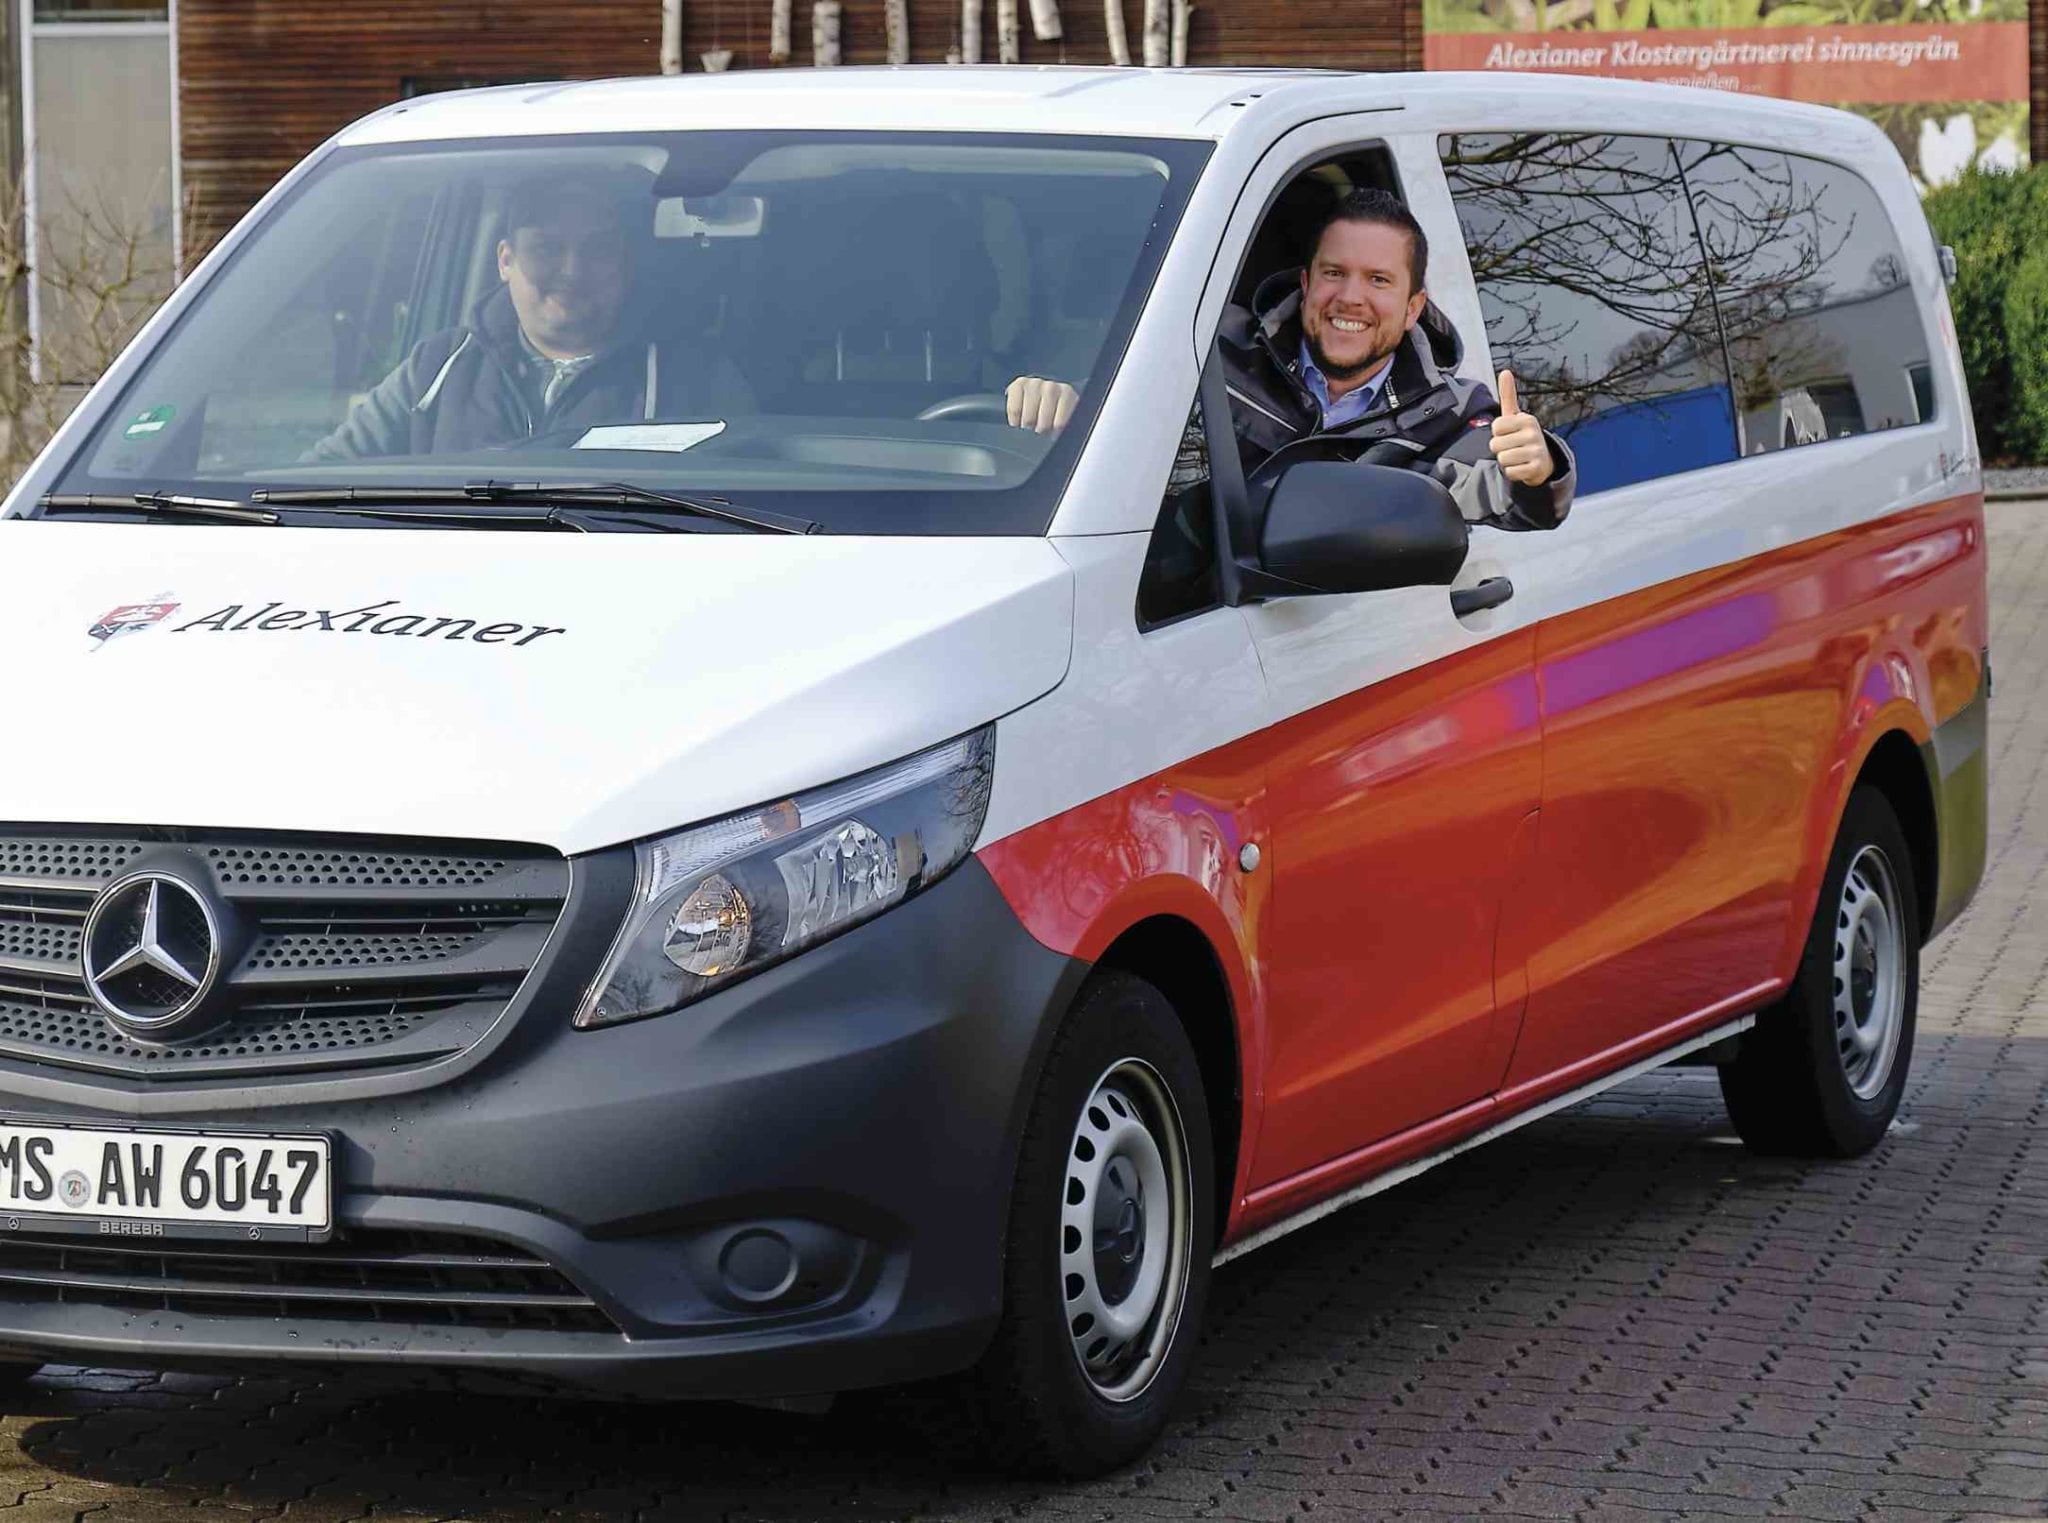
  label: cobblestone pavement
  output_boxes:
[1,507,2045,1523]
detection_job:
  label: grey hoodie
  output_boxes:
[305,286,754,462]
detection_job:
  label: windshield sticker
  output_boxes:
[572,421,727,452]
[121,405,176,440]
[87,594,180,651]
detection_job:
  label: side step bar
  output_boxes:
[1214,1015,1756,1268]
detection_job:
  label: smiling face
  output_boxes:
[1299,218,1428,396]
[497,196,630,359]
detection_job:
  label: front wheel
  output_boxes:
[974,970,1214,1477]
[1720,786,1920,1156]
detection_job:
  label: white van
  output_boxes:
[0,68,1987,1477]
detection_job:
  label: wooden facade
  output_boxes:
[674,0,1421,72]
[176,0,1424,243]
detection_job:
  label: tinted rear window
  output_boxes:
[1440,132,1930,493]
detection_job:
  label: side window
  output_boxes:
[1438,132,1739,495]
[1679,143,1932,452]
[1136,400,1221,629]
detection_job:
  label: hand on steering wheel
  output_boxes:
[1005,375,1079,435]
[915,377,1078,434]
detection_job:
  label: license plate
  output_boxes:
[0,1121,331,1241]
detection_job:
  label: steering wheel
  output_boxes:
[916,392,1012,424]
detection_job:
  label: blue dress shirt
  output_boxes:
[1300,338,1390,429]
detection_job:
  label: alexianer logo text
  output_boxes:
[171,599,566,647]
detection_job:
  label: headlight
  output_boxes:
[575,727,994,1028]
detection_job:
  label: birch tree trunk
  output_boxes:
[770,0,793,61]
[660,0,683,73]
[885,0,911,61]
[961,0,983,59]
[1170,0,1190,64]
[997,0,1020,61]
[1141,0,1168,65]
[701,47,735,69]
[1104,0,1130,64]
[1027,0,1062,41]
[813,0,842,64]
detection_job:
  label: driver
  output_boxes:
[306,175,754,461]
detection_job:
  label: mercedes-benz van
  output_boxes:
[0,67,1987,1476]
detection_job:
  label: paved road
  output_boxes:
[3,506,2047,1523]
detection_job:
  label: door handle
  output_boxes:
[1451,576,1515,618]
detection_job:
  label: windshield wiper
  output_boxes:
[39,490,279,525]
[256,480,817,535]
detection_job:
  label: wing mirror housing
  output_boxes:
[1196,349,1471,605]
[1255,460,1470,597]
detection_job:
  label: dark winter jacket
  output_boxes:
[1219,271,1574,531]
[305,286,755,462]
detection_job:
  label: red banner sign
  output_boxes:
[1423,21,2027,105]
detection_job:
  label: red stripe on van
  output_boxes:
[980,490,1986,1247]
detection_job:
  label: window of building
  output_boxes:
[1438,131,1739,496]
[33,2,166,19]
[1679,142,1933,452]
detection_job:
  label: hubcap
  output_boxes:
[1059,1059,1193,1403]
[1834,844,1905,1100]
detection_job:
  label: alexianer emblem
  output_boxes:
[87,593,179,650]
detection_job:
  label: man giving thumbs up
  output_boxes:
[1489,370,1556,488]
[1209,186,1575,532]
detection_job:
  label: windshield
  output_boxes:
[42,130,1209,534]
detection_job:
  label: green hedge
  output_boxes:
[1924,164,2048,464]
[2004,246,2048,464]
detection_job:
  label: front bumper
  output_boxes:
[0,857,1084,1398]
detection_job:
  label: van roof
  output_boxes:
[337,66,1877,148]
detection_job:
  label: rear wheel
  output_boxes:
[1720,786,1920,1156]
[975,970,1214,1478]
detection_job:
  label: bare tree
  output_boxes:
[1142,0,1168,64]
[1104,0,1131,63]
[812,0,843,64]
[1437,132,1850,439]
[0,172,186,488]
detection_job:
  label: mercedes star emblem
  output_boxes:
[81,872,223,1034]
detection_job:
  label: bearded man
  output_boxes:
[1008,186,1574,532]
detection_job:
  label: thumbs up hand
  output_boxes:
[1489,369,1554,487]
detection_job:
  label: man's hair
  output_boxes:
[1307,187,1428,293]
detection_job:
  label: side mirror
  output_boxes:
[1257,460,1469,596]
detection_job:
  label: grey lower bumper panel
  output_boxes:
[0,859,1086,1398]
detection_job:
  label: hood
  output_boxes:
[1248,267,1466,380]
[0,523,1073,855]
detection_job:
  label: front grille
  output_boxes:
[0,1228,618,1334]
[0,828,569,1079]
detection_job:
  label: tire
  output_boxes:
[974,969,1215,1478]
[1719,786,1920,1157]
